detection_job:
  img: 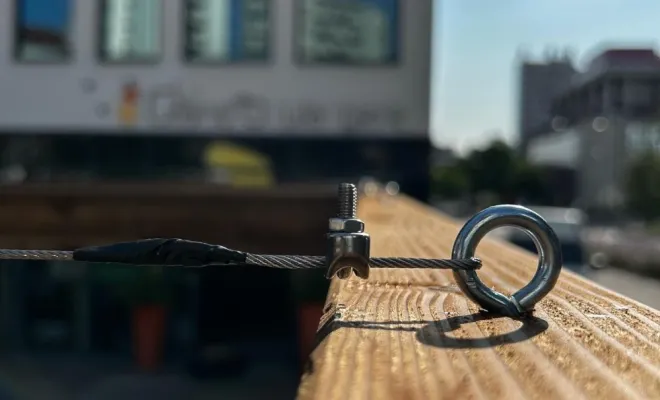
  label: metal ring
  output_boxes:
[451,205,563,317]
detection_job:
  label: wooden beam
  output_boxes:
[298,193,660,399]
[0,182,336,253]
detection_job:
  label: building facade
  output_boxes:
[528,48,660,216]
[0,0,435,382]
[1,0,433,200]
[517,50,576,154]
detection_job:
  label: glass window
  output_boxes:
[297,0,399,65]
[14,0,72,62]
[99,0,162,63]
[184,0,270,63]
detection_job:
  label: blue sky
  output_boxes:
[432,0,660,153]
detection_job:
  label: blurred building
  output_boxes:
[431,146,458,168]
[528,48,660,218]
[0,0,433,200]
[0,0,435,383]
[517,49,576,154]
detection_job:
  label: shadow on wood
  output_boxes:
[297,191,660,400]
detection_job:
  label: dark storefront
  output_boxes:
[0,132,430,394]
[0,133,431,201]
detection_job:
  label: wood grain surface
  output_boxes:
[297,193,660,400]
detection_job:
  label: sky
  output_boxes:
[431,0,660,154]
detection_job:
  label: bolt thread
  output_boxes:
[338,183,358,218]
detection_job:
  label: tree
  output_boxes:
[430,164,469,199]
[430,139,549,205]
[625,151,660,221]
[466,140,519,201]
[513,161,548,204]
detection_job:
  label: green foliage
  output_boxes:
[625,151,660,221]
[513,161,548,203]
[430,164,469,199]
[431,139,548,204]
[468,140,520,202]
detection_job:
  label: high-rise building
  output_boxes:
[527,48,660,215]
[517,50,576,154]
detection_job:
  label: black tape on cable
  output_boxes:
[72,238,247,267]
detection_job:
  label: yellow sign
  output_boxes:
[203,141,275,187]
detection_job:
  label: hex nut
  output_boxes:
[328,218,364,233]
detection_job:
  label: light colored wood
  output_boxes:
[297,193,660,400]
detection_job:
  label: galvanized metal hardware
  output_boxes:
[327,182,563,318]
[325,183,371,279]
[452,204,563,317]
[0,182,561,318]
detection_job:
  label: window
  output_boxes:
[14,0,72,62]
[184,0,270,63]
[297,0,399,65]
[99,0,162,63]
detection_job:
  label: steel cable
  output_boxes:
[246,254,481,271]
[0,248,481,271]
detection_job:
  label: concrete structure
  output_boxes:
[0,0,430,136]
[0,0,433,199]
[517,50,576,153]
[528,48,660,215]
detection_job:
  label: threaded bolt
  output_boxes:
[338,183,358,218]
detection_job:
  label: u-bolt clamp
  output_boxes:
[325,183,371,280]
[326,183,563,318]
